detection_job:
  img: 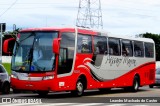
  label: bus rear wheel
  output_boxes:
[131,76,139,92]
[71,79,84,96]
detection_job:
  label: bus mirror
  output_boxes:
[3,38,15,54]
[52,38,61,54]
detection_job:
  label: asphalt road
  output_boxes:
[0,86,160,106]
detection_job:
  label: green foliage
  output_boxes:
[140,32,160,61]
[3,28,21,35]
[2,63,11,75]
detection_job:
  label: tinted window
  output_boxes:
[77,34,92,53]
[145,43,154,58]
[108,38,121,56]
[134,41,144,57]
[58,33,75,74]
[94,36,107,54]
[122,40,133,56]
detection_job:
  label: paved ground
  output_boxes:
[0,86,160,106]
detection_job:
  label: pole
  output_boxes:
[0,24,2,64]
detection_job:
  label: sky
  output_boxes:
[0,0,160,36]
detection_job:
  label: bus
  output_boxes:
[3,27,155,96]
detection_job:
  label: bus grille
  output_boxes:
[149,69,155,80]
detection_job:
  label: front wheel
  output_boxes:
[71,79,84,96]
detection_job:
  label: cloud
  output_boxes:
[101,0,160,35]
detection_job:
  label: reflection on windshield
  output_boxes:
[11,31,58,72]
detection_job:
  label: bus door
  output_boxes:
[56,32,75,89]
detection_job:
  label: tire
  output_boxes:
[37,91,49,97]
[2,82,10,94]
[131,76,139,92]
[149,85,153,88]
[71,79,84,96]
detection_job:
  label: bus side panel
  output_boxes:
[72,54,155,89]
[102,62,155,88]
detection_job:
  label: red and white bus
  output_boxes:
[4,27,155,96]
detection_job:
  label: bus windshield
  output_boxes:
[11,31,58,72]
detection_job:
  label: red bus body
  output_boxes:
[9,27,155,96]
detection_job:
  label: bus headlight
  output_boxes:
[43,75,54,80]
[11,74,18,79]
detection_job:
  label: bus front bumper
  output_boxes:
[11,77,56,91]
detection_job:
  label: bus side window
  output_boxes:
[109,46,113,55]
[93,36,107,54]
[145,42,154,58]
[77,34,92,53]
[134,41,144,57]
[122,40,133,57]
[108,38,121,56]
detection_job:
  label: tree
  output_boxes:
[140,32,160,61]
[3,28,21,36]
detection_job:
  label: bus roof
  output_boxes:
[20,27,75,32]
[20,27,154,43]
[101,32,154,43]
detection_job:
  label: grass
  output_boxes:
[2,63,11,75]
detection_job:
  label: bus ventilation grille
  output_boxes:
[149,69,154,80]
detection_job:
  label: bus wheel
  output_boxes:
[131,76,139,92]
[71,79,84,96]
[37,91,49,97]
